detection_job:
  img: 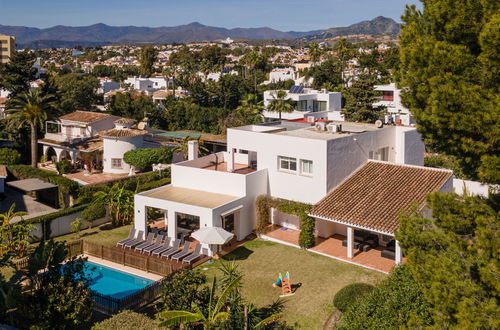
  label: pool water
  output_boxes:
[84,261,154,299]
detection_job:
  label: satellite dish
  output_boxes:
[375,120,384,128]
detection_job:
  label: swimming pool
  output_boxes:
[84,261,154,299]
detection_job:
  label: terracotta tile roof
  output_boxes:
[38,137,103,152]
[114,118,135,124]
[310,161,453,234]
[0,165,7,177]
[59,111,109,123]
[99,128,148,137]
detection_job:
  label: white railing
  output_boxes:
[43,132,87,144]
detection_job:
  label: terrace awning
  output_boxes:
[7,178,57,192]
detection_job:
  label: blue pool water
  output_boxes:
[84,261,154,299]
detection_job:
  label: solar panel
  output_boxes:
[288,85,304,94]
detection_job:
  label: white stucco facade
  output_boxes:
[374,83,413,126]
[103,135,144,174]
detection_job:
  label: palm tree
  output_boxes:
[93,184,134,226]
[242,51,260,93]
[0,203,26,227]
[235,94,264,124]
[7,89,58,168]
[157,276,242,329]
[308,42,323,66]
[268,90,293,120]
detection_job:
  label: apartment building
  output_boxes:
[0,34,15,64]
[374,83,414,125]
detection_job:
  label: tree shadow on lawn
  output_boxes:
[220,246,254,261]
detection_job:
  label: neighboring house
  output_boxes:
[124,76,168,94]
[374,83,414,126]
[0,97,7,119]
[97,78,120,94]
[0,165,6,194]
[263,86,343,121]
[267,67,296,83]
[39,110,119,166]
[133,120,431,263]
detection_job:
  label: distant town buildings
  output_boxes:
[0,34,16,64]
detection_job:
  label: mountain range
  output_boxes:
[0,16,399,49]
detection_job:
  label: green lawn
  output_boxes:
[54,223,133,247]
[199,239,386,329]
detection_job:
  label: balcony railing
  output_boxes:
[43,132,88,144]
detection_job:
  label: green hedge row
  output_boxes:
[76,170,170,204]
[255,195,315,248]
[7,165,79,208]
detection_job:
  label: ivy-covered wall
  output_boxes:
[255,195,316,249]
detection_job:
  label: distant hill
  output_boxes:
[0,17,400,49]
[303,16,400,41]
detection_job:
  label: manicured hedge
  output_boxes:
[137,177,171,193]
[255,195,315,248]
[333,283,375,312]
[77,170,170,204]
[7,165,79,208]
[0,148,21,165]
[123,146,173,171]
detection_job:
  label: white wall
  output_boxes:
[453,178,489,197]
[394,127,425,166]
[103,136,144,174]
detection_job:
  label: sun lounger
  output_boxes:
[153,239,180,257]
[134,232,158,252]
[143,235,167,254]
[182,244,205,264]
[170,242,192,261]
[116,228,137,247]
[123,230,145,248]
[162,241,188,259]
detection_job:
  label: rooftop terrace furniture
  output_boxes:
[134,232,156,252]
[123,230,145,249]
[116,228,136,247]
[171,242,193,261]
[182,244,205,264]
[143,235,168,255]
[153,239,180,257]
[163,241,189,259]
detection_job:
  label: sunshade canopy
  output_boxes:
[191,227,234,245]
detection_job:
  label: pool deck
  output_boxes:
[84,255,163,281]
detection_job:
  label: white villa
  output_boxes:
[374,83,414,126]
[263,86,343,121]
[133,120,453,271]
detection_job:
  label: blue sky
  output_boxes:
[1,0,421,31]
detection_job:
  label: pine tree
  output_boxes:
[341,74,385,123]
[398,0,499,183]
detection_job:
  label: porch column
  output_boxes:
[134,202,147,239]
[42,145,49,158]
[167,209,177,241]
[69,151,78,164]
[227,148,235,172]
[347,226,354,259]
[395,240,402,265]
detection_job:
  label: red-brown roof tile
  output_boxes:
[310,161,453,234]
[59,111,109,123]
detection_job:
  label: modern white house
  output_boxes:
[267,67,296,83]
[133,119,451,269]
[97,78,120,95]
[374,83,414,126]
[124,77,168,95]
[263,86,343,121]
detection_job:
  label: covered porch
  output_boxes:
[262,225,399,273]
[134,185,246,256]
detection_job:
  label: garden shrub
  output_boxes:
[91,310,159,330]
[338,266,433,329]
[123,146,173,171]
[80,200,106,225]
[137,177,171,192]
[333,283,375,312]
[424,153,466,179]
[0,148,21,165]
[56,160,73,174]
[255,195,275,234]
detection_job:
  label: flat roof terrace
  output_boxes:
[143,185,240,209]
[202,162,255,174]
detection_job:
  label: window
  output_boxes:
[80,127,86,136]
[111,158,122,169]
[300,159,313,175]
[369,147,389,161]
[296,100,308,111]
[313,100,327,112]
[278,156,297,172]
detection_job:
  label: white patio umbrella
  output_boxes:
[191,227,234,245]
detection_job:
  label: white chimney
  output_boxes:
[188,140,199,161]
